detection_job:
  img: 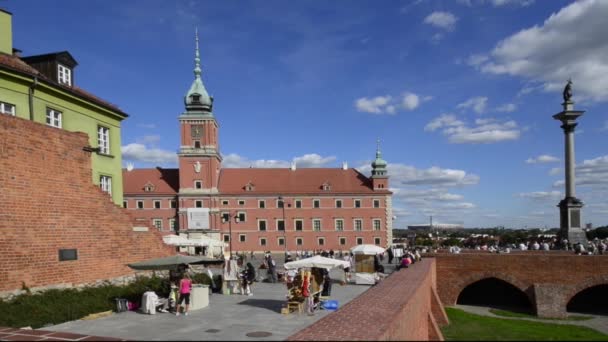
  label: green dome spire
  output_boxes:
[184,28,213,113]
[371,138,388,177]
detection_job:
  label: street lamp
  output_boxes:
[222,212,239,259]
[278,196,288,255]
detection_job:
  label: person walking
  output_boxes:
[241,262,256,296]
[267,255,277,283]
[175,273,192,316]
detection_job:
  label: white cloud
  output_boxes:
[121,143,177,164]
[402,92,420,110]
[490,0,534,6]
[426,115,521,144]
[549,167,562,176]
[518,191,562,200]
[444,202,476,209]
[477,0,608,102]
[137,135,161,145]
[221,153,336,168]
[424,11,458,31]
[576,155,608,186]
[457,96,488,114]
[355,91,427,114]
[526,154,560,164]
[293,154,337,167]
[496,103,517,112]
[466,54,489,67]
[424,114,464,132]
[354,96,393,114]
[457,0,535,7]
[359,163,480,187]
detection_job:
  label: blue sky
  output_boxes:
[6,0,608,229]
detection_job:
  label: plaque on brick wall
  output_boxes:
[59,249,78,261]
[570,209,581,228]
[187,208,210,229]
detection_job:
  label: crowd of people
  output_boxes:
[445,237,608,255]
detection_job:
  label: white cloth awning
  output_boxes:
[162,234,194,246]
[350,244,386,255]
[284,255,350,270]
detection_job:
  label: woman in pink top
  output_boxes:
[176,273,192,316]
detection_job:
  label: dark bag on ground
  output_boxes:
[115,298,129,313]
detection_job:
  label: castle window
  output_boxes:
[123,201,127,208]
[191,94,201,103]
[239,234,246,242]
[373,219,382,231]
[222,200,229,205]
[313,219,321,231]
[100,175,112,195]
[354,219,363,231]
[195,181,203,189]
[260,238,267,246]
[335,200,342,208]
[258,200,266,209]
[335,219,344,231]
[313,199,320,208]
[46,108,62,128]
[194,140,201,149]
[294,219,303,231]
[318,237,325,246]
[195,200,203,208]
[354,199,361,208]
[137,200,144,209]
[154,200,161,209]
[295,200,302,208]
[58,64,71,86]
[97,126,110,154]
[152,218,163,231]
[238,200,245,206]
[374,237,381,245]
[322,182,331,191]
[296,238,303,246]
[373,199,380,208]
[170,200,177,208]
[0,102,15,116]
[339,237,346,246]
[258,219,267,231]
[238,212,246,222]
[357,237,363,245]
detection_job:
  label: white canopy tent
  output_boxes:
[284,255,350,270]
[162,234,195,246]
[350,244,386,255]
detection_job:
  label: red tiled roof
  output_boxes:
[0,52,127,116]
[122,168,179,195]
[218,168,391,195]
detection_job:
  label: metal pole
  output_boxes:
[229,214,233,258]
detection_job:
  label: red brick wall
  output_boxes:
[288,259,445,341]
[429,252,608,317]
[0,115,173,294]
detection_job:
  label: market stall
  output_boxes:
[350,244,385,285]
[282,256,349,314]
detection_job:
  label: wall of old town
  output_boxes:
[429,252,608,317]
[0,115,173,296]
[288,259,448,341]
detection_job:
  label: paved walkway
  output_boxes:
[42,268,370,341]
[453,304,608,335]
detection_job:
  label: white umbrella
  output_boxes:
[350,244,386,255]
[283,255,350,270]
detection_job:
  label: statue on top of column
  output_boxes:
[563,79,573,103]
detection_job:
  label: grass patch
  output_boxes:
[442,307,608,341]
[489,308,593,321]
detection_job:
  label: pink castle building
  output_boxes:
[123,32,393,255]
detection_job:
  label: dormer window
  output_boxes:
[58,64,71,86]
[191,94,201,103]
[245,181,255,192]
[322,182,331,191]
[143,182,155,192]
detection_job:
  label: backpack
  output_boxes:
[115,298,129,313]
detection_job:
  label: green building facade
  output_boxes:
[0,9,128,205]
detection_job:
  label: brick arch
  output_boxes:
[453,271,533,306]
[564,274,608,305]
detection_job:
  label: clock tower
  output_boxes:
[177,29,221,204]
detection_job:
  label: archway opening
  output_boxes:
[567,284,608,315]
[457,277,533,313]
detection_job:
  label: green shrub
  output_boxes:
[0,275,171,329]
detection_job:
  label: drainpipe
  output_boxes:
[28,76,38,121]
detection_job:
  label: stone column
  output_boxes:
[553,101,586,246]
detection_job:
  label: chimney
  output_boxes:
[126,163,134,172]
[290,161,296,171]
[0,9,13,55]
[342,161,348,170]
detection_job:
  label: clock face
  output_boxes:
[191,125,203,138]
